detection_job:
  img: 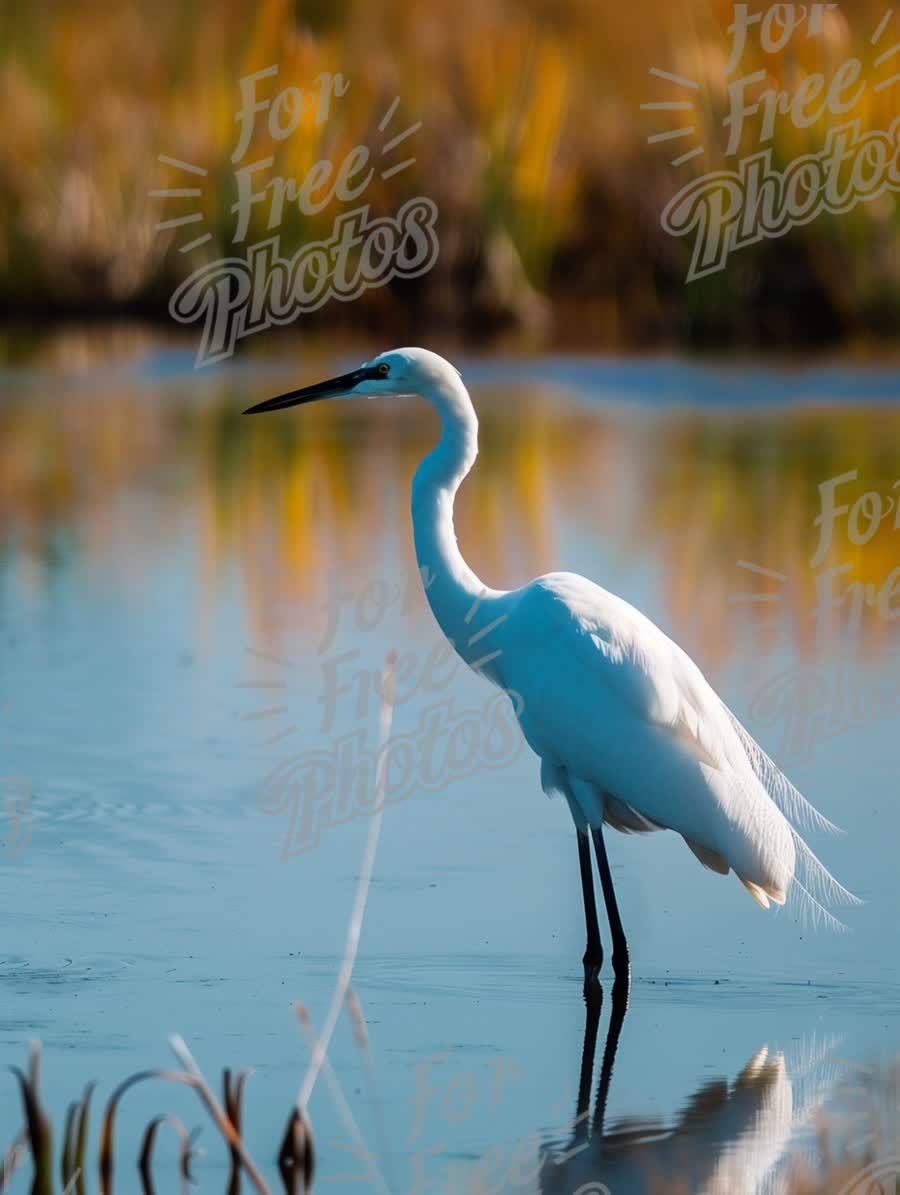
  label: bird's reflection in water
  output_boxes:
[539,981,827,1195]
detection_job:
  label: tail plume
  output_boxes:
[723,704,843,837]
[722,700,860,929]
[788,831,862,931]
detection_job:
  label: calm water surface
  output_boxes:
[1,334,899,1191]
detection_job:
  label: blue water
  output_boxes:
[1,338,898,1191]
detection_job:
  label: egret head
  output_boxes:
[243,347,459,415]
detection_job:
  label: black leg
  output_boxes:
[577,829,603,984]
[591,823,630,981]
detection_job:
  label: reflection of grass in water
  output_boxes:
[640,407,900,664]
[658,411,900,558]
[1,357,899,663]
[0,369,611,632]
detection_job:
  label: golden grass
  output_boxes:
[3,0,900,341]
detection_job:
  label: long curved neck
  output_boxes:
[412,373,503,655]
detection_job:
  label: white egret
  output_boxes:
[245,347,857,982]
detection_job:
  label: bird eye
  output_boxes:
[377,363,390,377]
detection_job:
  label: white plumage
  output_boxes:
[489,570,839,914]
[245,345,858,973]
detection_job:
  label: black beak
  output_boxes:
[242,366,379,415]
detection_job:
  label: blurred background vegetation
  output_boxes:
[3,0,900,351]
